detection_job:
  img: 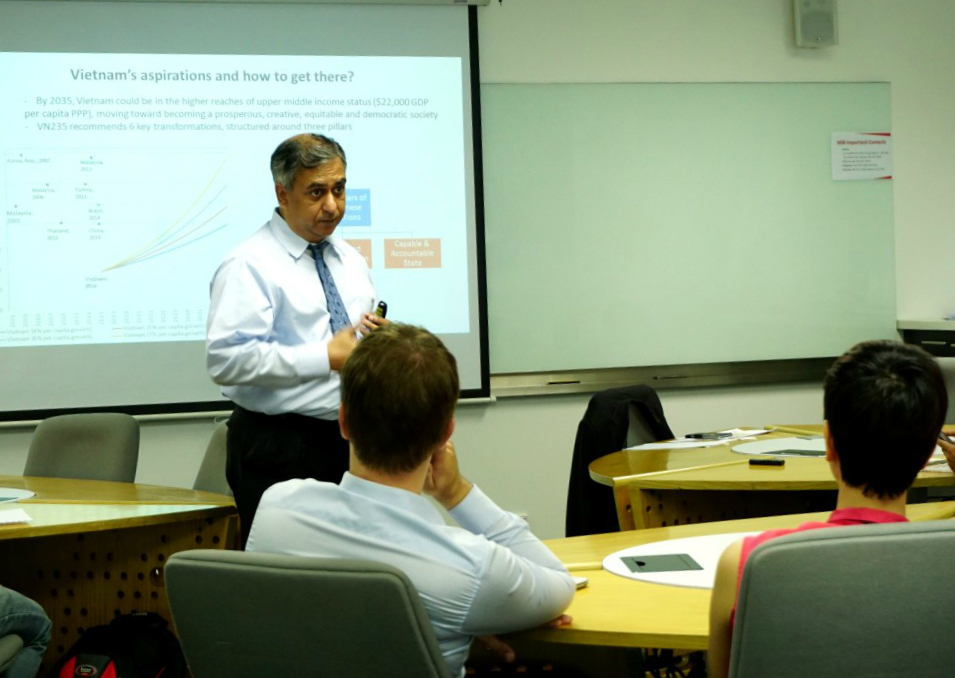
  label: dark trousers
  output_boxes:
[226,405,350,548]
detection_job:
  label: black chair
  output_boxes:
[565,385,673,537]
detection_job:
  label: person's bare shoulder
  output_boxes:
[708,539,744,678]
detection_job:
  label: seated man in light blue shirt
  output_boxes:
[247,323,575,678]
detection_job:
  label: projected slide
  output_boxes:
[0,52,470,349]
[4,147,225,346]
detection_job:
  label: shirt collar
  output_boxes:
[339,472,446,525]
[268,209,341,260]
[828,506,908,525]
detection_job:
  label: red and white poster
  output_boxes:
[831,132,892,180]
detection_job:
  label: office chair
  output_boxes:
[165,550,451,678]
[729,520,955,678]
[192,421,232,496]
[23,413,139,483]
[0,634,24,673]
[565,385,673,536]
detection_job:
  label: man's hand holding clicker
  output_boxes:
[359,313,390,336]
[329,313,390,371]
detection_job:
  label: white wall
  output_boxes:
[479,0,955,318]
[2,0,954,538]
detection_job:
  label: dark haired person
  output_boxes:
[0,584,51,678]
[247,324,575,678]
[708,340,949,678]
[206,134,388,546]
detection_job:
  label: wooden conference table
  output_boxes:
[512,500,955,656]
[589,426,955,530]
[0,475,236,669]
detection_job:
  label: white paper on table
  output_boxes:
[732,437,826,456]
[0,508,32,525]
[0,488,35,503]
[923,458,953,474]
[626,428,771,451]
[732,440,947,460]
[603,532,761,589]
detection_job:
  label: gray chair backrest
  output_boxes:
[165,550,451,678]
[24,413,139,483]
[0,634,24,673]
[729,519,955,678]
[192,421,232,496]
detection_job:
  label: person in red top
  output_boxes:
[707,340,949,678]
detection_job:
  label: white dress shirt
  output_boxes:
[206,211,377,419]
[247,473,576,678]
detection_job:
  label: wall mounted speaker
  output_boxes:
[794,0,838,48]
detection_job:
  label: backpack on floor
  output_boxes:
[49,612,186,678]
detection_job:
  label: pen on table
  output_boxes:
[565,562,603,572]
[685,432,732,440]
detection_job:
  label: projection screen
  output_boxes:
[0,1,489,419]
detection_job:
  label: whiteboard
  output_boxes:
[481,83,896,374]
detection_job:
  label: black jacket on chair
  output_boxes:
[565,385,673,537]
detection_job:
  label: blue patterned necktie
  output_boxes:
[308,241,350,333]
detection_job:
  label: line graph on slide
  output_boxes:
[1,148,234,346]
[104,159,228,271]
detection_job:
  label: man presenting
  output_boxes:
[247,324,575,678]
[206,133,386,545]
